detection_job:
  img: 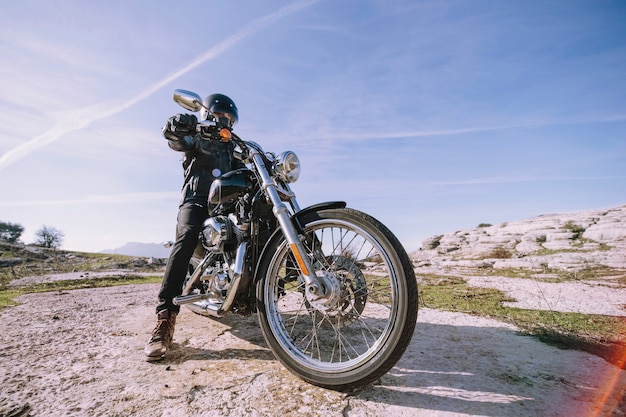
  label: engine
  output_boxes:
[201,215,247,253]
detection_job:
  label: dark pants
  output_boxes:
[156,201,208,314]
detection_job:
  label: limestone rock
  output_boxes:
[412,205,626,271]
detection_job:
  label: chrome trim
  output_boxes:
[178,252,216,299]
[215,241,248,316]
[173,89,205,112]
[173,242,248,318]
[173,293,213,305]
[274,151,301,183]
[249,148,321,296]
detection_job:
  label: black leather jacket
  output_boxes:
[166,133,244,206]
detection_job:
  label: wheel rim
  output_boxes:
[263,218,402,374]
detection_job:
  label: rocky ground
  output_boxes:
[0,206,625,416]
[1,284,623,417]
[412,205,626,320]
[415,205,626,272]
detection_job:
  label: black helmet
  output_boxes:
[201,93,238,128]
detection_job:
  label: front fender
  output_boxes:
[253,201,346,283]
[292,201,347,231]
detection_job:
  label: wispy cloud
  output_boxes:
[306,174,626,193]
[0,0,319,172]
[0,191,180,208]
[425,175,626,187]
[311,114,626,142]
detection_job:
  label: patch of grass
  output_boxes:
[559,266,617,282]
[531,241,611,256]
[488,247,513,259]
[418,274,626,368]
[472,265,624,284]
[472,247,515,260]
[489,371,535,387]
[420,274,515,315]
[0,244,164,290]
[0,288,23,308]
[0,274,162,309]
[488,268,540,279]
[531,248,582,256]
[563,221,586,240]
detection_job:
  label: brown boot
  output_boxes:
[144,310,177,361]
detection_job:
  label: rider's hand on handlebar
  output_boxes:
[162,113,198,140]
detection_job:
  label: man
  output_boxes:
[144,94,242,361]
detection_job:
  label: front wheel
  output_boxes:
[256,208,418,391]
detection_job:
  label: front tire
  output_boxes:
[256,208,418,390]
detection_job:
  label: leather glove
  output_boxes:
[162,113,198,141]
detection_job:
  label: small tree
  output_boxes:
[0,221,25,244]
[35,225,64,249]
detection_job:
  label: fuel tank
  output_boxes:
[208,168,255,214]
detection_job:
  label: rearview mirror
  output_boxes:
[173,89,204,112]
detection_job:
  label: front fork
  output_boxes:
[249,151,324,298]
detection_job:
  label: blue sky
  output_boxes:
[0,0,625,253]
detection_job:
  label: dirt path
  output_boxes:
[0,283,624,417]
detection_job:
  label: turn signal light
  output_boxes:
[219,128,232,142]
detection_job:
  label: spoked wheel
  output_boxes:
[256,208,418,391]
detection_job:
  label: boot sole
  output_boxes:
[145,354,165,362]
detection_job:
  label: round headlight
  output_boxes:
[274,151,301,183]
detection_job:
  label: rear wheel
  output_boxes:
[256,208,418,390]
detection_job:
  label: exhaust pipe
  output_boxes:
[172,293,215,305]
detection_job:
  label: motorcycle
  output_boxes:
[169,89,418,391]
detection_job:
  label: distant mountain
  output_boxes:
[101,242,172,258]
